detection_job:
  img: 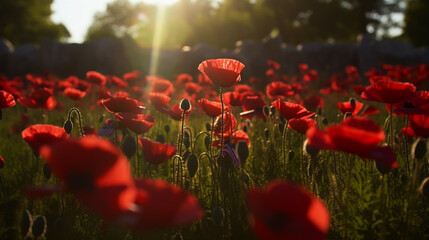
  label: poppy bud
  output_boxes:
[263,106,270,117]
[55,217,63,231]
[164,124,170,134]
[172,233,183,240]
[303,139,319,156]
[205,122,211,132]
[349,98,356,108]
[212,206,225,226]
[279,116,286,124]
[179,98,191,112]
[289,150,295,161]
[264,128,269,139]
[32,215,47,239]
[242,125,248,133]
[236,141,249,165]
[344,112,352,119]
[204,135,211,151]
[412,138,427,160]
[270,105,276,116]
[187,153,198,178]
[419,178,429,197]
[183,150,191,161]
[322,117,328,126]
[63,120,73,134]
[21,210,32,239]
[156,134,165,144]
[375,161,391,175]
[122,135,136,159]
[42,163,51,180]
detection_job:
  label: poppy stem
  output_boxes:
[389,104,393,148]
[219,87,224,153]
[136,133,140,176]
[0,174,5,203]
[67,107,84,137]
[283,120,289,177]
[404,114,410,175]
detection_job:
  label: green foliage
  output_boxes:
[0,0,70,46]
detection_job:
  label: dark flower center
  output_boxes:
[67,173,95,192]
[266,213,288,232]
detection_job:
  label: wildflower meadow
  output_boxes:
[0,58,428,240]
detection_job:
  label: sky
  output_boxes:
[51,0,178,43]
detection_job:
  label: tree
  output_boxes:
[404,0,429,46]
[0,0,70,46]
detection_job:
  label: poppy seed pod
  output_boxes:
[21,210,32,239]
[236,141,249,165]
[270,105,276,116]
[180,98,191,112]
[122,135,137,159]
[31,215,47,239]
[242,125,248,133]
[205,122,211,132]
[412,138,427,160]
[316,106,323,116]
[419,178,429,197]
[187,153,198,178]
[375,160,391,175]
[322,117,329,126]
[212,206,225,226]
[303,139,319,156]
[164,124,170,134]
[63,120,73,134]
[349,98,356,108]
[263,106,270,117]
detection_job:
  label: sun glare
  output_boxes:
[148,1,168,76]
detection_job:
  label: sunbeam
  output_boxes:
[148,1,168,76]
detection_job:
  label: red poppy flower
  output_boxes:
[184,82,201,95]
[353,85,367,95]
[110,76,128,89]
[120,178,203,231]
[0,155,4,168]
[299,64,309,71]
[198,59,245,88]
[175,73,193,84]
[247,181,330,240]
[306,117,398,168]
[288,118,317,134]
[39,136,137,220]
[213,112,237,138]
[361,80,416,104]
[362,105,380,116]
[0,90,15,109]
[272,100,315,121]
[241,95,267,119]
[18,88,57,110]
[83,126,98,136]
[150,78,174,96]
[168,103,192,121]
[123,70,140,82]
[198,98,223,118]
[197,73,213,87]
[64,87,87,100]
[303,95,323,112]
[267,60,280,70]
[149,92,171,113]
[113,91,129,98]
[336,100,364,115]
[86,71,107,86]
[138,137,176,165]
[393,91,429,115]
[115,112,155,135]
[22,124,68,153]
[409,114,429,138]
[222,91,243,106]
[102,97,144,114]
[266,81,294,100]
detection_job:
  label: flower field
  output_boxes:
[0,59,429,239]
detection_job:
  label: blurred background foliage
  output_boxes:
[1,0,429,48]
